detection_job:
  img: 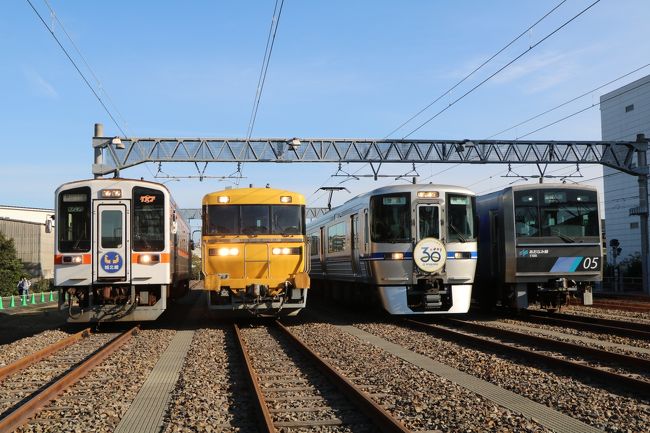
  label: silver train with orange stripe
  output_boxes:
[307,184,477,314]
[54,178,191,322]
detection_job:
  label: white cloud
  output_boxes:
[24,68,58,99]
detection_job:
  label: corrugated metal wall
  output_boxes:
[0,219,54,278]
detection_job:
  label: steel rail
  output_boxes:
[0,326,139,432]
[443,318,650,372]
[0,328,91,382]
[522,311,650,340]
[589,301,650,313]
[275,321,411,433]
[404,319,650,395]
[233,323,275,433]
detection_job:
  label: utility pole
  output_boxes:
[94,123,103,179]
[636,133,650,295]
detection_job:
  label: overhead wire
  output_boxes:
[25,0,127,137]
[384,0,567,139]
[402,0,602,139]
[309,1,571,202]
[246,0,285,138]
[42,0,130,135]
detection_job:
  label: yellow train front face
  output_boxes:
[202,188,309,316]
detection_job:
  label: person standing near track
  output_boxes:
[17,277,26,298]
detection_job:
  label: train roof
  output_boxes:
[308,183,475,227]
[55,177,172,194]
[478,182,598,200]
[203,187,306,205]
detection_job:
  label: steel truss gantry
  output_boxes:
[92,132,649,177]
[92,125,650,295]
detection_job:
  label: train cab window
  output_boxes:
[242,205,270,235]
[101,210,123,248]
[514,191,540,237]
[272,205,303,235]
[514,189,599,239]
[447,194,476,242]
[418,205,439,240]
[58,187,91,252]
[205,205,239,235]
[540,189,598,238]
[370,193,411,243]
[133,187,165,251]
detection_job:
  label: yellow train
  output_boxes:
[202,187,310,316]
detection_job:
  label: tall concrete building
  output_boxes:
[600,74,650,264]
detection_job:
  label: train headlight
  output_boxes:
[138,254,160,264]
[62,255,83,264]
[100,189,122,198]
[217,247,239,256]
[417,191,439,198]
[390,252,404,260]
[280,196,292,203]
[273,247,301,255]
[217,196,230,203]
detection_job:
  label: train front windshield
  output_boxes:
[370,193,411,243]
[447,194,476,243]
[204,205,304,235]
[58,187,91,252]
[514,189,599,239]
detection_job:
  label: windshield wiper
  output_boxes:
[449,224,467,243]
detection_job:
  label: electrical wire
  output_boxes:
[42,0,130,135]
[402,0,602,139]
[487,63,650,139]
[25,0,126,137]
[385,0,567,139]
[247,0,285,138]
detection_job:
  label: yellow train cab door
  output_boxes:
[94,203,129,282]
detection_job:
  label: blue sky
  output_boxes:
[1,0,649,215]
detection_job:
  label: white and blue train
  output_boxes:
[307,184,477,314]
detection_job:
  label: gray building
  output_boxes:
[0,205,54,279]
[600,74,650,264]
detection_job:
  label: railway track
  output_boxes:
[403,318,650,396]
[520,310,650,341]
[0,326,138,432]
[569,298,650,313]
[234,321,410,433]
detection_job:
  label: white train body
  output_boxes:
[307,184,477,314]
[54,178,191,322]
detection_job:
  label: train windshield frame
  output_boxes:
[133,187,165,252]
[204,204,304,236]
[514,189,599,240]
[370,192,411,243]
[58,187,91,253]
[446,194,477,243]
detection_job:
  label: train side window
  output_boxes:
[310,234,320,256]
[328,221,346,253]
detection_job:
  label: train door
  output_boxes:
[489,210,501,279]
[351,214,360,276]
[416,204,440,242]
[94,202,129,282]
[319,226,326,273]
[362,209,369,277]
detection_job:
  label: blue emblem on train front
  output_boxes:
[519,249,529,257]
[101,252,123,273]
